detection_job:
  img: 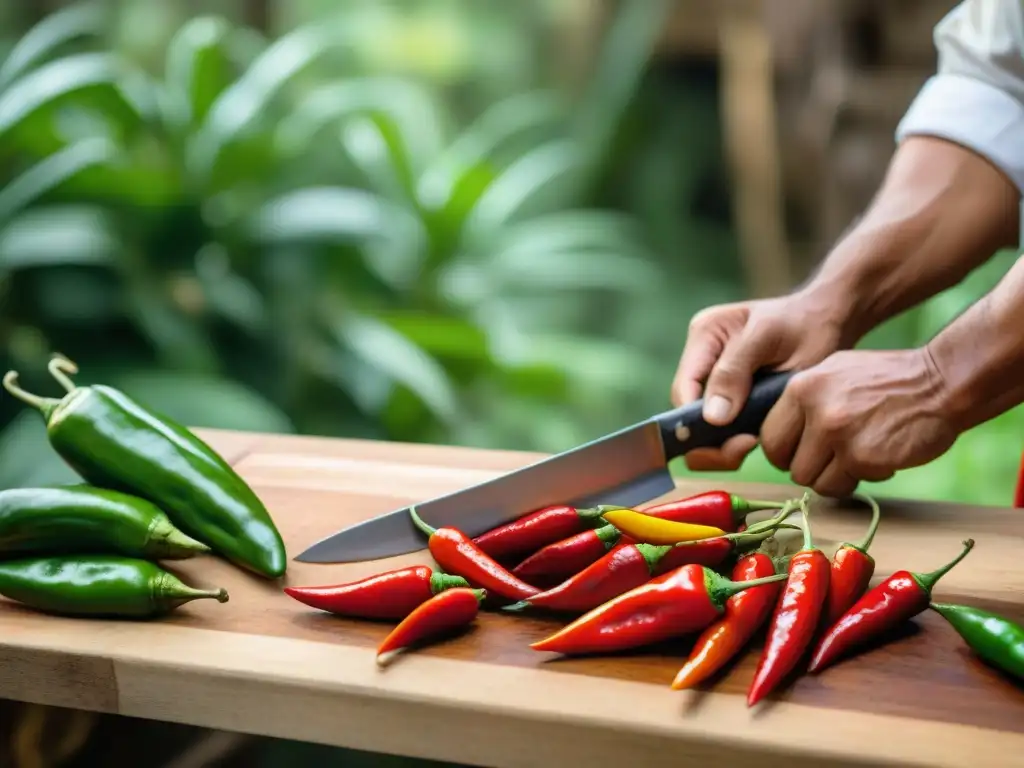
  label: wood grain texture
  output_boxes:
[1,427,1024,767]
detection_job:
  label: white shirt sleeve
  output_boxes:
[896,0,1024,195]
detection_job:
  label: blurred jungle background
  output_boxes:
[0,0,1015,763]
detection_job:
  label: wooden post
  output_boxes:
[716,0,793,298]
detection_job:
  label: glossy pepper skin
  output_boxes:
[653,502,802,576]
[472,505,605,561]
[0,555,228,617]
[529,563,786,656]
[671,550,787,690]
[747,496,830,707]
[930,602,1024,682]
[823,494,881,626]
[511,524,633,584]
[0,486,210,560]
[377,587,485,666]
[284,566,468,619]
[808,539,975,674]
[409,507,540,602]
[505,521,793,614]
[1014,450,1024,508]
[2,357,287,579]
[642,491,785,533]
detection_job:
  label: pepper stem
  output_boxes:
[730,495,787,516]
[47,354,79,393]
[429,572,469,594]
[914,539,975,595]
[799,492,815,551]
[159,585,229,611]
[673,499,800,548]
[705,569,788,611]
[408,506,438,538]
[637,542,672,573]
[851,493,881,552]
[2,371,61,416]
[153,525,213,558]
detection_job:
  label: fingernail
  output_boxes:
[704,395,732,423]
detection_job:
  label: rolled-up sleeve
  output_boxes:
[896,0,1024,194]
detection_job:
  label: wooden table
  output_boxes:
[1,428,1024,768]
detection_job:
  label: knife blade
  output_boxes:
[294,370,794,564]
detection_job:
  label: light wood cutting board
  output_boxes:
[1,427,1024,768]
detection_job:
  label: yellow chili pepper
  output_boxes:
[599,509,726,545]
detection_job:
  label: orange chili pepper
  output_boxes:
[671,548,788,689]
[376,587,485,666]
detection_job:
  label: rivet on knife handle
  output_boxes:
[654,370,795,460]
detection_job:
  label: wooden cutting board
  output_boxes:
[1,428,1023,768]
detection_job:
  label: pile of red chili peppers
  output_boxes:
[285,486,991,704]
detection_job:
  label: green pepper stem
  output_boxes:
[430,572,469,594]
[914,539,975,595]
[2,371,61,414]
[730,495,786,515]
[48,354,79,393]
[800,492,815,552]
[705,569,788,610]
[408,506,437,538]
[637,542,672,573]
[851,493,881,552]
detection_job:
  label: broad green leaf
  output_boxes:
[374,311,490,363]
[104,370,295,434]
[0,137,117,222]
[275,77,444,176]
[0,206,117,270]
[0,1,108,90]
[572,0,672,191]
[187,24,335,181]
[163,15,235,131]
[0,410,82,489]
[0,53,132,141]
[329,311,459,423]
[417,89,563,210]
[249,186,427,289]
[339,114,413,204]
[462,139,580,240]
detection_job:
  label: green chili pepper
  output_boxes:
[2,356,287,579]
[930,602,1024,682]
[0,486,210,560]
[0,555,228,617]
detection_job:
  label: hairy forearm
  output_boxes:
[801,136,1020,344]
[925,253,1024,433]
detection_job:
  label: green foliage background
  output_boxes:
[0,0,1021,509]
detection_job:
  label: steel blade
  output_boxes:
[294,421,674,563]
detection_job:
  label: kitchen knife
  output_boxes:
[295,369,794,564]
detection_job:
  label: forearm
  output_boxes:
[927,252,1024,432]
[802,135,1019,345]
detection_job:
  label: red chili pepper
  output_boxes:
[1015,450,1024,507]
[505,514,797,614]
[808,538,975,675]
[671,549,788,690]
[652,501,803,576]
[409,507,540,602]
[472,504,606,561]
[823,494,881,626]
[283,565,469,619]
[376,587,485,666]
[511,524,632,583]
[529,562,787,656]
[642,490,785,532]
[747,496,830,707]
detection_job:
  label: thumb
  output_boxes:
[700,325,776,425]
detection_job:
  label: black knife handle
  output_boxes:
[654,369,795,461]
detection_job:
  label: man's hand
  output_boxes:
[759,348,957,498]
[671,291,852,472]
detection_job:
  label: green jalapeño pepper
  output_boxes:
[930,602,1024,682]
[0,555,228,617]
[2,356,287,579]
[0,486,210,560]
